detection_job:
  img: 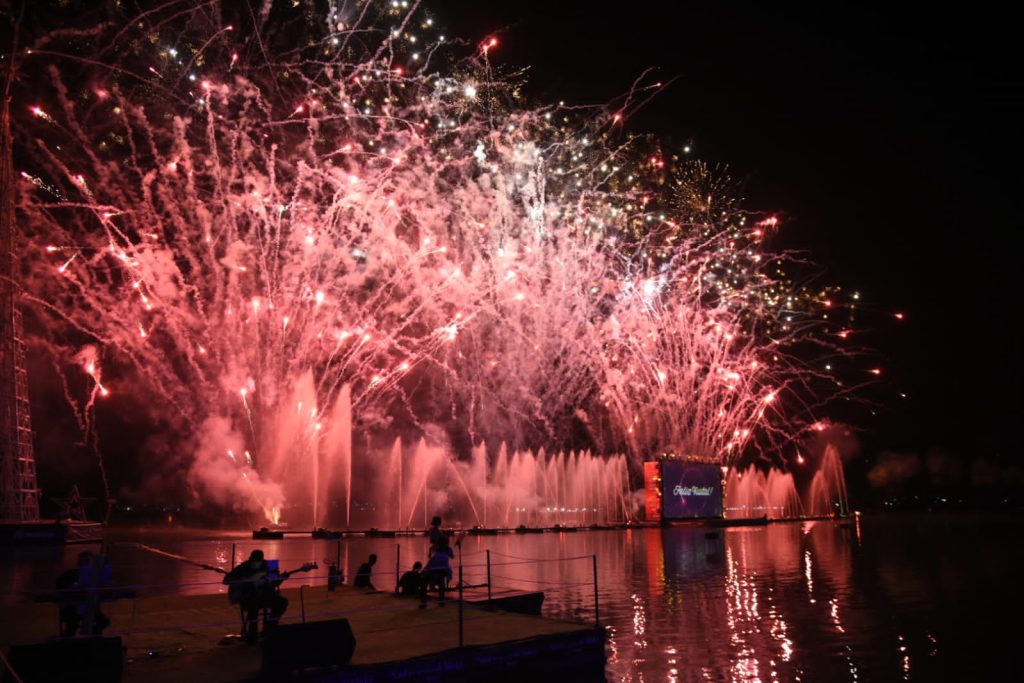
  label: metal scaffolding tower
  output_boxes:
[0,67,40,522]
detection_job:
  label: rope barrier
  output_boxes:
[488,573,594,588]
[113,605,541,645]
[114,600,428,637]
[2,543,600,606]
[3,556,596,599]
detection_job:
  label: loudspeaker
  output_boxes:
[262,619,356,674]
[6,637,123,682]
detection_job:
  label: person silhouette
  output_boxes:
[223,550,289,643]
[354,553,377,590]
[428,516,446,556]
[420,541,453,607]
[55,551,111,638]
[396,561,423,597]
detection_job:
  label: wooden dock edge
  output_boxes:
[276,626,607,682]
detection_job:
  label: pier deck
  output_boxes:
[1,584,603,681]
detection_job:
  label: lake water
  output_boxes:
[2,513,1020,681]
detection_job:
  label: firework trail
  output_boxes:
[11,1,854,522]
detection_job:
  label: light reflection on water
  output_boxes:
[2,514,1021,681]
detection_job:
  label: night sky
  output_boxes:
[435,1,1023,462]
[15,2,1023,510]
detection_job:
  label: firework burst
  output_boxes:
[11,1,858,520]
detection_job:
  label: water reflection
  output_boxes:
[1,515,1021,681]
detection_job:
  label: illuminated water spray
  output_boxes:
[13,2,852,524]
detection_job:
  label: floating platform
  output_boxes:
[1,583,603,682]
[311,529,344,539]
[245,524,644,540]
[252,528,285,540]
[0,520,103,547]
[365,529,396,538]
[768,515,838,524]
[707,516,769,527]
[458,587,545,615]
[661,516,769,528]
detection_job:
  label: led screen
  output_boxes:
[660,461,723,519]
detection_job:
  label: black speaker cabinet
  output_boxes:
[262,618,356,674]
[6,637,123,682]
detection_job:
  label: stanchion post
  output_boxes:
[458,563,465,648]
[593,554,600,627]
[82,553,105,636]
[331,540,341,592]
[300,585,306,623]
[231,543,236,568]
[396,544,401,590]
[486,549,492,602]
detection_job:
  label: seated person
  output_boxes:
[419,543,453,607]
[55,551,111,638]
[353,553,377,590]
[223,550,289,643]
[396,561,423,597]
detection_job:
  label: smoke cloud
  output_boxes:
[187,417,285,522]
[867,451,922,489]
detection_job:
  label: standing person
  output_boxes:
[396,561,423,597]
[354,553,377,590]
[223,550,290,643]
[428,516,446,556]
[55,551,111,637]
[419,541,453,607]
